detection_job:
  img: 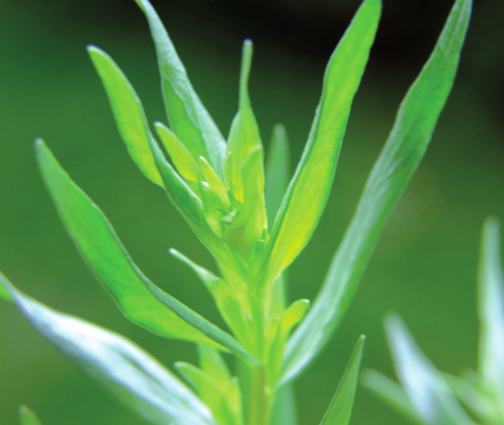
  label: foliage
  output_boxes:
[363,218,504,425]
[0,0,472,423]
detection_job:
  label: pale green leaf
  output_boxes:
[19,406,42,425]
[265,124,290,228]
[87,46,163,187]
[268,385,298,425]
[384,314,475,425]
[261,0,381,292]
[361,370,422,425]
[198,345,232,390]
[478,217,504,417]
[155,121,199,182]
[35,139,256,363]
[282,0,472,385]
[319,335,365,425]
[133,0,226,175]
[0,273,216,425]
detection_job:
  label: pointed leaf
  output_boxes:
[261,0,381,292]
[198,345,232,390]
[0,273,216,425]
[319,335,365,425]
[36,139,257,362]
[134,0,226,175]
[283,0,472,384]
[87,46,163,187]
[155,121,199,182]
[265,124,290,228]
[19,406,42,425]
[385,314,475,425]
[478,217,504,415]
[169,248,220,293]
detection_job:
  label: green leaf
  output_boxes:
[384,314,475,425]
[361,370,422,425]
[282,0,472,385]
[169,248,220,293]
[198,345,232,390]
[133,0,226,176]
[268,385,298,425]
[35,139,257,362]
[265,124,290,228]
[155,121,199,182]
[223,40,267,259]
[19,406,42,425]
[319,335,365,425]
[87,46,163,187]
[478,217,504,417]
[0,273,216,425]
[261,0,381,292]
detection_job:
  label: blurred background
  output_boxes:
[0,0,503,424]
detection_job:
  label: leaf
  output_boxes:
[361,370,422,425]
[87,46,163,187]
[198,345,232,390]
[268,385,298,425]
[261,0,381,293]
[478,217,504,417]
[133,0,226,176]
[223,40,267,259]
[265,124,290,228]
[155,121,199,182]
[35,139,257,363]
[384,314,475,425]
[282,0,472,385]
[169,248,220,293]
[19,406,42,425]
[0,272,216,425]
[319,335,365,425]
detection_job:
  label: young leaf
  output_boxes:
[282,0,472,385]
[19,406,42,425]
[155,121,199,182]
[198,345,232,390]
[265,124,290,228]
[87,46,163,187]
[361,370,422,425]
[384,314,475,425]
[223,40,267,259]
[478,218,504,416]
[319,335,365,425]
[133,0,226,176]
[35,139,257,362]
[0,273,216,425]
[261,0,381,292]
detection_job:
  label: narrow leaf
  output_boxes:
[283,0,472,384]
[268,385,298,425]
[36,139,256,362]
[134,0,226,175]
[155,121,199,182]
[0,273,216,425]
[19,406,42,425]
[265,124,290,228]
[198,345,232,390]
[261,0,381,292]
[384,314,475,425]
[361,370,422,425]
[478,217,504,416]
[319,335,365,425]
[87,46,163,187]
[169,248,220,293]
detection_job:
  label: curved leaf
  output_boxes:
[282,0,472,385]
[261,0,381,292]
[0,272,216,425]
[88,45,163,187]
[19,406,42,425]
[133,0,226,176]
[35,139,255,362]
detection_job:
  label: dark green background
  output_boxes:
[1,0,503,424]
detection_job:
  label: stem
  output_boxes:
[247,365,270,425]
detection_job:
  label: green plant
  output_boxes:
[363,218,504,425]
[0,0,472,423]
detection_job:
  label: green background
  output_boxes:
[0,0,503,424]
